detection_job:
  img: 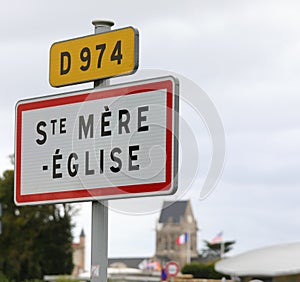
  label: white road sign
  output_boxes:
[15,76,179,205]
[166,261,180,277]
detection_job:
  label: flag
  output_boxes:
[138,259,161,271]
[176,232,188,245]
[210,231,223,244]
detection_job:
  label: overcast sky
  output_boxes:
[2,0,300,271]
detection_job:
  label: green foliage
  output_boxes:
[181,261,228,279]
[0,271,11,282]
[56,277,79,282]
[0,169,76,281]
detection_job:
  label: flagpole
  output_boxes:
[186,232,191,264]
[220,240,225,258]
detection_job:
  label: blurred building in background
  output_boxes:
[155,200,198,267]
[72,228,86,276]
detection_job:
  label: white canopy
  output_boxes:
[215,242,300,277]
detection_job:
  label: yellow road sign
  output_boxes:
[49,27,139,87]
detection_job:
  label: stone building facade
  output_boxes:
[155,200,198,267]
[72,229,85,276]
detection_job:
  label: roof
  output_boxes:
[215,242,300,277]
[80,228,85,237]
[108,257,149,269]
[158,201,188,224]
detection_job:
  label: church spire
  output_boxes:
[80,228,85,237]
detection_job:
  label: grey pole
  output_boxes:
[92,20,114,88]
[91,19,114,282]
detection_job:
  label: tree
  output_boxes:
[181,261,229,279]
[0,169,75,281]
[199,240,236,261]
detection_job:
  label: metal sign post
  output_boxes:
[91,199,108,282]
[90,19,113,282]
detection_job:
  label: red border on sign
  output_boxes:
[166,261,180,277]
[15,79,175,204]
